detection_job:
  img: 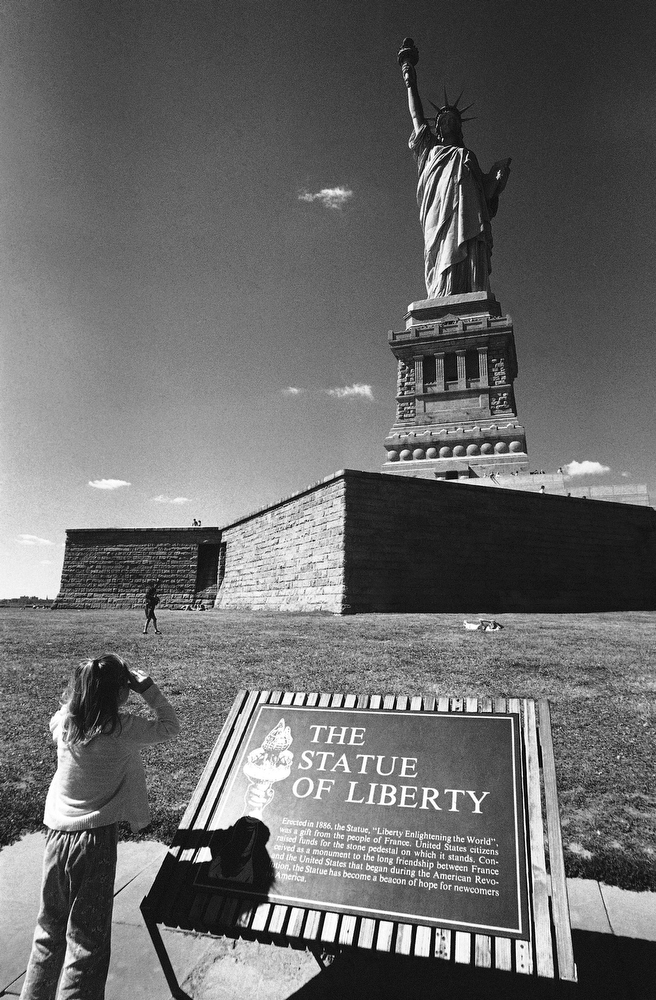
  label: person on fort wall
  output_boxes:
[143,580,160,635]
[398,38,511,299]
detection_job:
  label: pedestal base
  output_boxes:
[384,292,529,479]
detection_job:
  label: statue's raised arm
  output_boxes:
[398,38,425,136]
[398,38,511,300]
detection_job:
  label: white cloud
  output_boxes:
[326,383,374,400]
[621,471,630,478]
[88,479,131,490]
[282,386,305,396]
[298,186,354,210]
[17,534,55,546]
[152,495,192,504]
[562,461,611,478]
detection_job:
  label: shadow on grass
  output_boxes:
[285,930,653,1000]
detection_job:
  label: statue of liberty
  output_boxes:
[398,38,511,299]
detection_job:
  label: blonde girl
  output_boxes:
[21,654,180,1000]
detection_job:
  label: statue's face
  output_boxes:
[438,112,463,145]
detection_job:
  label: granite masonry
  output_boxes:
[216,475,346,613]
[55,471,656,614]
[382,292,529,480]
[339,471,655,613]
[54,527,222,609]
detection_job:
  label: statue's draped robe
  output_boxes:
[410,125,498,299]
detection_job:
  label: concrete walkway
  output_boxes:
[2,833,655,999]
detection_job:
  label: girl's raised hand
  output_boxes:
[128,668,154,694]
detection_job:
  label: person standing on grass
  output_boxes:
[20,654,180,1000]
[143,580,160,634]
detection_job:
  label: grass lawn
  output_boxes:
[1,608,654,890]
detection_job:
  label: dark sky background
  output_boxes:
[2,0,655,596]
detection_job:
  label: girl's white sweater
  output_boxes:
[44,684,180,833]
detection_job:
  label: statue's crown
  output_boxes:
[429,89,476,131]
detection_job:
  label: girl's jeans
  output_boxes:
[20,824,118,1000]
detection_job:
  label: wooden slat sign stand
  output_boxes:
[141,692,577,998]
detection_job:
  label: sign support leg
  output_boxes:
[140,900,192,1000]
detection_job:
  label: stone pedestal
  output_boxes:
[382,291,529,480]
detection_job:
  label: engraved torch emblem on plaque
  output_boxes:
[243,719,294,819]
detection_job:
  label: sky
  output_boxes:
[1,0,655,598]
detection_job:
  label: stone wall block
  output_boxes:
[217,480,347,612]
[56,472,654,615]
[55,528,223,608]
[342,472,656,612]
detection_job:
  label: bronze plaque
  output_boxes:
[195,705,530,939]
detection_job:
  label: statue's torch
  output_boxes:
[398,37,419,85]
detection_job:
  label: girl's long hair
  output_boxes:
[62,654,130,745]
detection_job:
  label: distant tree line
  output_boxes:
[0,595,52,607]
